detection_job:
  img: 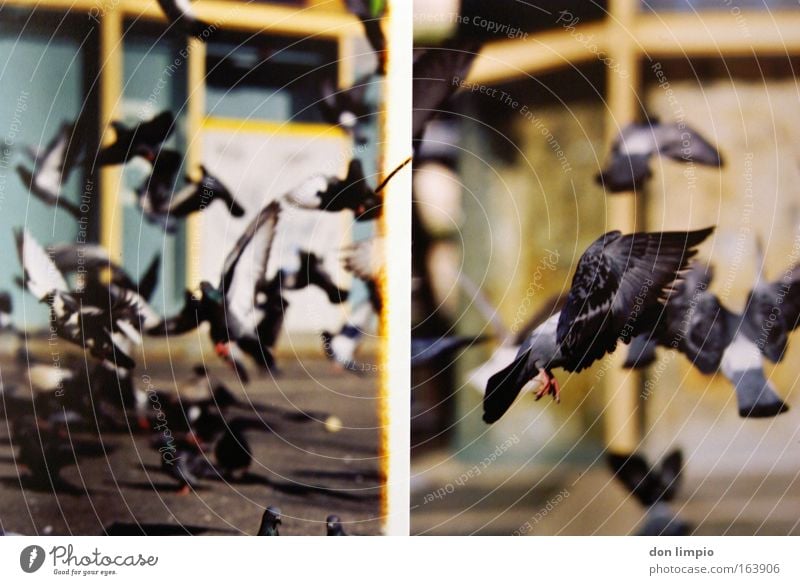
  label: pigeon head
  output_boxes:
[325,514,345,535]
[258,506,282,535]
[199,281,222,305]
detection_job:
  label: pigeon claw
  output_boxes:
[215,342,231,359]
[533,369,561,404]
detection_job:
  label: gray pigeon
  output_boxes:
[597,118,723,192]
[484,227,714,424]
[624,261,791,418]
[258,506,282,536]
[608,450,690,536]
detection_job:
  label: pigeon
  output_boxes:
[326,514,347,536]
[135,149,184,231]
[149,201,282,379]
[156,0,214,39]
[345,0,387,75]
[319,75,372,145]
[15,229,143,370]
[274,250,349,305]
[341,234,383,312]
[257,506,282,536]
[12,416,74,490]
[0,291,13,330]
[483,227,715,424]
[596,118,724,192]
[608,450,690,536]
[213,418,252,480]
[741,238,800,363]
[284,159,380,221]
[15,121,84,219]
[411,335,489,368]
[624,261,791,418]
[284,157,410,222]
[413,38,483,143]
[163,165,246,219]
[155,433,214,494]
[97,111,175,167]
[321,297,375,372]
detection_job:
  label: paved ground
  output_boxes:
[411,453,800,536]
[0,344,384,536]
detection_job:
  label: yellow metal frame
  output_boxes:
[3,0,360,266]
[466,3,800,454]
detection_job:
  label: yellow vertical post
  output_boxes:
[603,0,643,454]
[99,2,124,263]
[380,0,412,535]
[185,38,207,291]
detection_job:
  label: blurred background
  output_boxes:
[0,0,388,536]
[411,0,800,535]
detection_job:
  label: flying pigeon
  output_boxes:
[624,261,791,418]
[156,0,214,39]
[322,297,375,372]
[483,227,714,424]
[164,164,246,219]
[319,75,372,145]
[345,0,387,75]
[97,111,175,167]
[16,121,85,219]
[284,159,380,221]
[326,514,347,536]
[258,506,282,536]
[608,450,690,536]
[149,201,283,379]
[411,335,489,368]
[596,118,724,193]
[15,229,143,369]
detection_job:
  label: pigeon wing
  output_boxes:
[15,229,70,300]
[557,227,714,371]
[220,200,281,331]
[413,38,482,141]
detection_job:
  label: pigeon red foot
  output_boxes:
[534,369,560,403]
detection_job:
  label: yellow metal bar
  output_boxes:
[185,38,207,291]
[603,0,642,455]
[3,0,359,38]
[380,0,412,536]
[635,10,800,57]
[201,116,346,138]
[120,0,359,38]
[468,21,609,85]
[99,4,124,263]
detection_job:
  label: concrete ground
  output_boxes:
[411,452,800,536]
[0,342,384,536]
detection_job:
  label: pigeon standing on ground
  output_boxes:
[96,111,175,167]
[483,227,714,424]
[608,450,690,536]
[596,118,724,192]
[213,419,252,480]
[258,506,282,536]
[326,514,347,536]
[624,261,792,418]
[156,0,214,39]
[16,121,84,219]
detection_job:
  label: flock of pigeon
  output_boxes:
[0,0,394,535]
[411,34,799,535]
